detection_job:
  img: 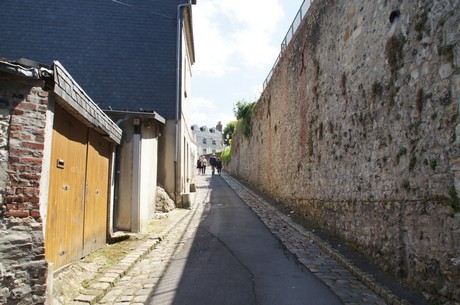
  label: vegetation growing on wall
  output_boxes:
[396,147,407,165]
[438,44,455,63]
[220,121,236,164]
[448,187,460,209]
[220,146,231,164]
[414,11,428,41]
[234,99,255,138]
[371,81,383,99]
[385,34,405,75]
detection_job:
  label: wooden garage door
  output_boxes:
[45,104,111,269]
[83,128,110,256]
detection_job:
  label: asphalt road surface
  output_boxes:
[147,175,343,305]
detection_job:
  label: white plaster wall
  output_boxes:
[115,122,134,231]
[139,124,159,232]
[158,120,176,201]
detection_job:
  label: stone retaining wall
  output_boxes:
[229,0,460,303]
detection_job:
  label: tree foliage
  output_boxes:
[220,146,231,164]
[222,121,236,145]
[234,100,255,138]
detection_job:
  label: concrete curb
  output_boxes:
[73,205,195,304]
[221,173,411,305]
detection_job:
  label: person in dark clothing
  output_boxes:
[216,158,222,175]
[209,154,218,175]
[196,158,202,175]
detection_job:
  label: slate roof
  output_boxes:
[0,0,191,119]
[0,59,123,143]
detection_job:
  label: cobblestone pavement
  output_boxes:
[95,179,212,305]
[73,173,414,305]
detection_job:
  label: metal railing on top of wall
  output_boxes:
[263,0,313,89]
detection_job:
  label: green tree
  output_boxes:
[220,146,231,164]
[223,121,236,145]
[234,99,255,138]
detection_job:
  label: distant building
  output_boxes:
[192,123,224,155]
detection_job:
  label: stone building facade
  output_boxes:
[191,124,224,155]
[229,0,460,304]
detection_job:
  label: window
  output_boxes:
[202,148,207,154]
[212,139,216,145]
[202,138,207,144]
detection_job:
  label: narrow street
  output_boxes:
[90,172,399,305]
[146,174,342,305]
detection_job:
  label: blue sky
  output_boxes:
[190,0,307,129]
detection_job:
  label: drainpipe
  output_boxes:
[175,1,191,201]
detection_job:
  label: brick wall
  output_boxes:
[229,0,460,303]
[0,80,48,304]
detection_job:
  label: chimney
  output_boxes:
[216,121,222,132]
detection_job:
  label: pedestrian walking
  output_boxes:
[217,158,222,175]
[196,158,202,175]
[200,156,207,174]
[209,153,218,175]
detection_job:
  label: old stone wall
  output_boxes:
[0,79,48,304]
[229,0,460,303]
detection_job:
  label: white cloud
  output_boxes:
[190,95,238,128]
[193,0,285,77]
[193,1,236,77]
[219,0,284,30]
[190,0,305,128]
[189,96,220,127]
[220,0,284,67]
[216,112,237,128]
[250,84,264,100]
[190,96,216,109]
